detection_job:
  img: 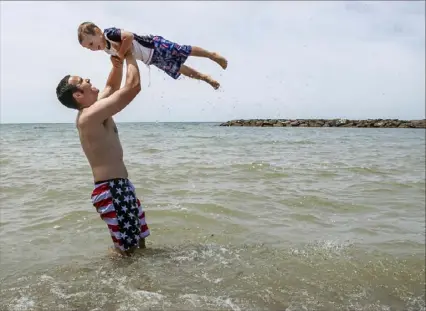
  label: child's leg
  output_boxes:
[189,46,228,70]
[179,64,220,90]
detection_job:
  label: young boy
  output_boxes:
[77,21,228,90]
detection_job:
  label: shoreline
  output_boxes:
[219,118,426,128]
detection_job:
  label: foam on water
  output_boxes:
[1,241,425,311]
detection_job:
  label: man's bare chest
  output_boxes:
[103,119,119,135]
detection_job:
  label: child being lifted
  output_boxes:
[77,22,228,90]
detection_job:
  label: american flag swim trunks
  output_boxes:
[91,178,150,252]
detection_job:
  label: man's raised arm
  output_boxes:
[81,53,141,124]
[97,56,124,100]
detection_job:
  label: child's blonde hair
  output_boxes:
[78,22,100,43]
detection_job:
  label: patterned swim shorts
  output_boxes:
[91,178,150,252]
[150,36,192,80]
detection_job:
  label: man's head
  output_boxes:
[56,75,99,110]
[78,21,106,51]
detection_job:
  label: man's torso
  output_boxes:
[77,113,128,182]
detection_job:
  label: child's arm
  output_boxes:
[117,31,134,60]
[104,27,134,60]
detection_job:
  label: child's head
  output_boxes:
[78,22,106,51]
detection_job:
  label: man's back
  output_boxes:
[77,114,128,182]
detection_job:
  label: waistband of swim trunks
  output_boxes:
[94,177,128,185]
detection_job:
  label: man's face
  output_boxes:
[80,32,106,51]
[68,76,99,107]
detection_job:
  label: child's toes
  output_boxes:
[218,57,227,70]
[219,58,228,70]
[211,81,220,90]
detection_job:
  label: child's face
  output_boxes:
[80,31,106,52]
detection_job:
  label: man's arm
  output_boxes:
[97,56,124,100]
[80,53,141,124]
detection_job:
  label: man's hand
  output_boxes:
[110,55,123,68]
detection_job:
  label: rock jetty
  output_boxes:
[219,119,426,128]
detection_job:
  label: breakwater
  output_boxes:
[219,118,426,128]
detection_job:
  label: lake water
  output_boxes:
[0,123,425,311]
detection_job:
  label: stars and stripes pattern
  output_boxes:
[150,35,192,80]
[91,178,150,252]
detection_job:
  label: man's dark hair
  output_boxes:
[78,21,99,43]
[56,75,80,110]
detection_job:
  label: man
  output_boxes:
[55,52,150,256]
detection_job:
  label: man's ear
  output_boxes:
[73,91,83,100]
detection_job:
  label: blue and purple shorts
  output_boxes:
[150,36,192,79]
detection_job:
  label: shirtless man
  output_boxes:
[55,52,150,256]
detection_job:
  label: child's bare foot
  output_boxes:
[207,77,220,90]
[211,53,228,70]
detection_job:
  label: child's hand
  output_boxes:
[114,51,123,60]
[116,45,125,60]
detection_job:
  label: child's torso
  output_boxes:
[104,33,155,65]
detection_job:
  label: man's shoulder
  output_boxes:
[76,107,98,128]
[77,104,115,128]
[76,109,88,128]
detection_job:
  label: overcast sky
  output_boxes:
[1,1,424,123]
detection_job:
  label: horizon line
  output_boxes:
[0,121,225,125]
